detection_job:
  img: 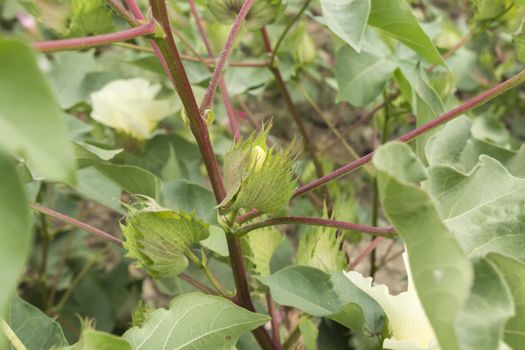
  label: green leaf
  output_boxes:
[161,180,217,225]
[74,142,123,168]
[427,156,525,261]
[200,226,229,257]
[487,253,525,349]
[67,330,131,350]
[0,37,75,184]
[472,0,507,21]
[96,163,161,199]
[6,296,68,349]
[242,226,284,276]
[373,142,473,350]
[257,266,385,342]
[335,45,396,107]
[121,200,210,279]
[320,0,371,51]
[67,0,114,37]
[426,117,525,177]
[368,0,445,65]
[0,152,32,324]
[513,32,525,64]
[75,167,123,213]
[456,257,514,350]
[123,292,269,349]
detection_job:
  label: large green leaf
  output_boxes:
[6,296,68,349]
[257,265,385,344]
[0,152,32,323]
[320,0,371,51]
[427,156,525,261]
[75,167,123,213]
[368,0,444,65]
[161,180,217,225]
[123,293,269,349]
[455,257,514,350]
[335,45,396,107]
[426,117,525,177]
[66,330,131,350]
[373,142,472,350]
[487,253,525,349]
[0,37,75,184]
[96,163,161,199]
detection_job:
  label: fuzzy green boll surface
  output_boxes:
[220,124,299,215]
[121,199,209,279]
[208,0,285,30]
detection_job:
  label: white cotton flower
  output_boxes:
[345,253,438,350]
[90,78,173,140]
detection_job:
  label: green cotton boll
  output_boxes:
[219,123,300,215]
[297,30,316,65]
[121,199,209,279]
[207,0,285,30]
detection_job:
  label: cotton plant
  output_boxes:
[90,78,173,140]
[345,252,438,350]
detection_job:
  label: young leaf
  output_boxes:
[426,156,525,261]
[298,317,319,350]
[456,257,514,350]
[487,253,525,348]
[368,0,445,65]
[121,199,210,279]
[335,45,397,107]
[123,292,269,349]
[6,296,68,349]
[0,37,76,184]
[0,152,32,326]
[242,226,284,276]
[320,0,371,52]
[220,125,299,215]
[373,142,473,350]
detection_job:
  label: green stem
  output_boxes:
[185,249,230,298]
[1,320,27,350]
[178,273,218,295]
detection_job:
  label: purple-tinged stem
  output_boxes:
[33,21,156,52]
[349,237,384,270]
[124,0,145,19]
[188,0,241,140]
[235,216,394,237]
[266,292,283,350]
[199,0,255,113]
[295,67,525,197]
[31,203,123,245]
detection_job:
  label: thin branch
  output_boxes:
[33,21,156,52]
[235,216,394,237]
[31,203,123,245]
[266,292,283,350]
[200,0,255,113]
[178,273,218,295]
[1,320,27,350]
[188,0,240,139]
[294,67,525,197]
[270,0,312,68]
[349,237,384,270]
[105,0,141,26]
[124,0,145,19]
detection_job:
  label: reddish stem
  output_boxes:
[295,68,525,197]
[349,237,384,270]
[124,0,145,19]
[31,203,123,245]
[33,22,156,52]
[200,0,255,113]
[235,216,394,237]
[266,292,283,350]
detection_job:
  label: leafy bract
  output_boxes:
[67,0,114,37]
[220,124,298,215]
[123,292,269,349]
[257,266,385,345]
[0,37,75,184]
[373,142,472,350]
[320,0,371,52]
[487,253,525,348]
[242,226,284,276]
[6,296,68,349]
[455,257,514,350]
[368,0,445,65]
[121,199,210,279]
[427,156,525,261]
[0,152,32,327]
[335,45,396,107]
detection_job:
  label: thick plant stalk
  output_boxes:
[199,0,255,113]
[33,21,156,52]
[188,0,241,140]
[295,67,525,196]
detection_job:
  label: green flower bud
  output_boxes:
[207,0,285,30]
[121,198,209,279]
